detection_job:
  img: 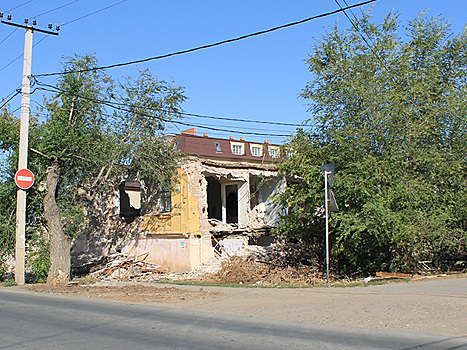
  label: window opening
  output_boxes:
[119,181,141,223]
[158,188,172,213]
[214,142,222,153]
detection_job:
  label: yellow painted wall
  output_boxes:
[142,169,200,235]
[135,169,214,271]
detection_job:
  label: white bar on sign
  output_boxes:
[18,176,32,181]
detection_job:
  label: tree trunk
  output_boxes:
[44,160,71,286]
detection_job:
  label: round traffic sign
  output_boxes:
[15,168,35,190]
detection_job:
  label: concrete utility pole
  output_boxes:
[1,14,58,284]
[15,26,33,285]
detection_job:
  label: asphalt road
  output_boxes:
[0,288,466,350]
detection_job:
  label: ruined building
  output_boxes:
[73,128,285,272]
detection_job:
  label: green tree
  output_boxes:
[0,54,186,285]
[0,107,20,277]
[278,11,467,276]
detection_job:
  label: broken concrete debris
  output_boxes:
[71,240,330,286]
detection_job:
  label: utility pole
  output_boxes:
[1,14,58,284]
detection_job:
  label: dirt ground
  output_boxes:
[12,274,467,338]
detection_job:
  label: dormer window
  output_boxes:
[250,144,262,157]
[215,142,222,153]
[268,146,280,158]
[231,143,244,155]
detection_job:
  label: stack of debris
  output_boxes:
[72,252,163,282]
[71,240,327,285]
[208,219,239,235]
[199,241,327,285]
[200,255,325,285]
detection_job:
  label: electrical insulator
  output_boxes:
[7,14,12,20]
[24,18,28,24]
[56,25,60,31]
[33,19,37,26]
[48,23,52,29]
[0,12,3,18]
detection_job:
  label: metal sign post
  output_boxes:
[324,170,331,285]
[321,164,338,286]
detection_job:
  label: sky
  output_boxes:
[1,0,467,144]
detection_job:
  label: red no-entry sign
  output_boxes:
[15,168,35,190]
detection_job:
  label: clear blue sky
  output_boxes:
[1,0,466,144]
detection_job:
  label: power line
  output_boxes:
[5,0,35,13]
[0,0,128,75]
[0,85,41,110]
[0,89,21,109]
[144,118,292,137]
[175,121,292,134]
[35,0,378,77]
[0,35,47,73]
[0,27,18,46]
[9,106,21,114]
[33,0,81,18]
[2,85,21,100]
[334,0,396,82]
[34,79,311,128]
[34,84,293,137]
[62,0,129,26]
[172,111,306,127]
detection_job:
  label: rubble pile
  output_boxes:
[71,240,327,285]
[200,242,327,285]
[72,252,165,282]
[208,219,239,234]
[200,255,325,285]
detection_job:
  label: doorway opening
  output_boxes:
[225,184,238,223]
[206,176,222,221]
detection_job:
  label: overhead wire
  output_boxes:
[2,1,377,134]
[2,86,21,100]
[0,36,48,73]
[33,0,82,18]
[5,0,35,13]
[0,83,42,111]
[0,28,18,46]
[36,87,292,137]
[174,121,292,134]
[0,89,21,110]
[334,0,397,82]
[169,111,306,127]
[35,0,379,77]
[40,80,305,127]
[0,0,129,75]
[34,78,311,128]
[33,82,294,137]
[61,0,129,26]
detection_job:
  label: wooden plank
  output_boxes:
[376,272,411,279]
